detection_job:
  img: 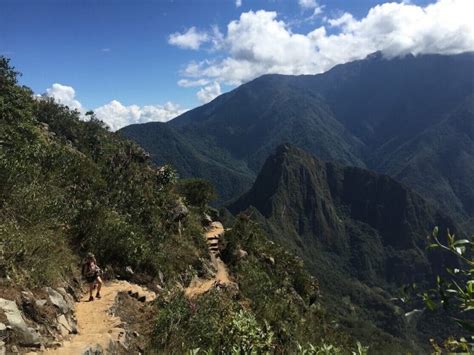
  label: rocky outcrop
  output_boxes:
[229,144,457,286]
[0,284,79,353]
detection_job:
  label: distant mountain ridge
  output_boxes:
[120,52,474,227]
[228,144,460,350]
[228,144,455,285]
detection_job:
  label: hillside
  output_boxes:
[120,52,474,226]
[228,144,461,352]
[0,57,365,353]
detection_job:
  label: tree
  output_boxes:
[175,178,216,208]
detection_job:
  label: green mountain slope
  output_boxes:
[119,52,474,225]
[1,57,367,353]
[228,144,460,352]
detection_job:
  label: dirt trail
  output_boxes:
[185,222,234,298]
[44,280,155,354]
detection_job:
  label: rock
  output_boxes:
[35,300,47,307]
[158,271,164,284]
[21,291,34,299]
[0,323,6,339]
[10,345,19,353]
[57,314,72,336]
[132,331,139,338]
[0,340,5,355]
[56,288,75,312]
[0,298,41,346]
[66,284,81,302]
[68,314,78,334]
[125,266,134,275]
[237,249,248,259]
[137,295,146,303]
[45,288,72,314]
[82,344,104,355]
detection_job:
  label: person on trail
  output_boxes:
[81,253,103,301]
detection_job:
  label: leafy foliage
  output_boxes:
[0,56,207,286]
[424,227,474,352]
[175,178,216,208]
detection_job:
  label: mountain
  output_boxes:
[120,52,474,226]
[228,144,460,351]
[1,56,368,354]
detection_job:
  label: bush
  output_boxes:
[175,179,216,208]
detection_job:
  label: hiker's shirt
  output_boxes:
[84,262,99,282]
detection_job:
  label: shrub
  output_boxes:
[175,179,216,208]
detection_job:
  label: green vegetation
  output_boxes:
[228,144,461,352]
[0,56,367,353]
[423,227,474,352]
[120,53,474,231]
[0,56,207,287]
[152,216,366,354]
[176,178,216,208]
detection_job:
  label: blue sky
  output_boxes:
[1,0,472,130]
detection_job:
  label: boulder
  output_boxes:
[0,298,41,346]
[45,288,72,314]
[57,315,71,337]
[56,314,77,337]
[56,288,75,312]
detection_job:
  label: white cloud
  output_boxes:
[168,27,209,50]
[236,0,242,8]
[299,0,316,8]
[177,78,210,87]
[45,83,84,113]
[298,0,324,15]
[44,84,186,131]
[196,82,221,104]
[174,0,474,87]
[94,100,187,131]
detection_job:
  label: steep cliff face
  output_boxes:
[120,53,474,221]
[229,144,456,287]
[228,144,462,351]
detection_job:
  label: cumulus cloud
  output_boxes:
[174,0,474,87]
[298,0,324,15]
[94,100,186,131]
[45,83,84,113]
[44,84,186,131]
[168,27,209,50]
[236,0,242,8]
[177,78,210,87]
[196,82,221,104]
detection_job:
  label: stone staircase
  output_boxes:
[205,222,224,257]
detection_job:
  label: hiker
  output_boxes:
[81,252,103,301]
